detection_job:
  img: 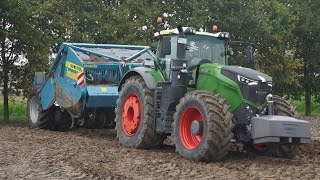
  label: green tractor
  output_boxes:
[115,26,310,162]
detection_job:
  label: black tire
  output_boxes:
[273,95,297,117]
[104,108,116,129]
[27,90,54,129]
[52,106,72,131]
[84,109,104,129]
[115,76,166,149]
[245,95,297,158]
[85,108,115,129]
[173,91,234,162]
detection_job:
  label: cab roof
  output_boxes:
[158,27,227,38]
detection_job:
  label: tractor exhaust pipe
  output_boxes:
[170,25,188,87]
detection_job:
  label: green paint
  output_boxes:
[149,68,165,83]
[196,63,257,112]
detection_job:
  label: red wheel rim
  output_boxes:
[179,106,203,149]
[253,144,268,151]
[122,93,141,136]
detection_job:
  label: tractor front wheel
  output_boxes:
[173,91,234,162]
[245,95,297,158]
[115,76,165,149]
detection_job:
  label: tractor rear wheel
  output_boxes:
[173,91,234,162]
[27,90,54,129]
[245,95,297,158]
[115,76,166,149]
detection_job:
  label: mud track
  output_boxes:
[0,117,319,179]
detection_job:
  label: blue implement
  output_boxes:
[35,43,153,117]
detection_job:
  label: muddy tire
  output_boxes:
[115,76,166,149]
[245,143,296,158]
[104,109,116,129]
[273,95,297,117]
[52,106,72,131]
[91,109,115,129]
[173,91,234,162]
[27,90,54,129]
[245,95,297,158]
[84,108,115,129]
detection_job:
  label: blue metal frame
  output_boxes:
[65,43,151,62]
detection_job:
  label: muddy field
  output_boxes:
[0,117,319,180]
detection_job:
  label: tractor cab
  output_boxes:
[154,27,231,86]
[154,28,230,79]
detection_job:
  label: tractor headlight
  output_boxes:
[237,75,258,85]
[184,27,197,35]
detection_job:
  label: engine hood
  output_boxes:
[221,65,272,106]
[221,66,272,83]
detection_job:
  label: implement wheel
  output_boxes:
[52,106,72,131]
[27,90,54,129]
[245,95,297,158]
[173,91,234,162]
[115,76,165,148]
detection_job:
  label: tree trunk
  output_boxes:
[303,58,312,116]
[1,18,9,122]
[2,72,9,122]
[305,89,312,116]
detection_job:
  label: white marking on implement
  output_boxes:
[258,75,266,82]
[77,72,84,86]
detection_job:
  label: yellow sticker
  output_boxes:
[101,87,107,93]
[66,70,78,81]
[66,61,83,72]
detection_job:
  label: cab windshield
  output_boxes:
[186,35,226,65]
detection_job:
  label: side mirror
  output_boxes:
[144,58,155,67]
[246,46,253,64]
[228,47,234,56]
[161,36,171,55]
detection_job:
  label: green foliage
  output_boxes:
[288,0,320,115]
[0,96,26,122]
[292,97,320,116]
[0,0,53,121]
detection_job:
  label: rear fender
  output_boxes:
[118,67,164,91]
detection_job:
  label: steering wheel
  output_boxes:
[188,58,211,70]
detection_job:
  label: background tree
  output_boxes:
[289,0,320,115]
[0,0,52,122]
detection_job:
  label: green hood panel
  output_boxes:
[196,63,257,111]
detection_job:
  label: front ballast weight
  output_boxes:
[250,94,311,145]
[251,116,310,144]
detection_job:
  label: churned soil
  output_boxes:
[0,116,319,180]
